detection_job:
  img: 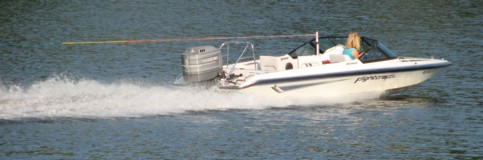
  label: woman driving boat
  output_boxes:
[343,32,365,60]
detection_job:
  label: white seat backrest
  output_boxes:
[329,54,348,63]
[259,56,279,71]
[324,45,344,55]
[320,44,344,62]
[260,55,295,71]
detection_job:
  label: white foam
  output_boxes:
[0,76,384,120]
[0,76,287,120]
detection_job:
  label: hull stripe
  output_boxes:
[250,62,451,86]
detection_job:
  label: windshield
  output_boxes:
[288,36,398,62]
[358,37,398,62]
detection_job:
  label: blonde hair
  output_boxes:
[345,32,361,51]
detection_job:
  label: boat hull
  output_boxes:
[221,66,446,100]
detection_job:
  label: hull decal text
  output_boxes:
[354,74,396,83]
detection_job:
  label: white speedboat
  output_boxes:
[174,32,451,99]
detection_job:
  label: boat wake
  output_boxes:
[0,76,385,120]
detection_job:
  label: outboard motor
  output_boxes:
[181,45,223,83]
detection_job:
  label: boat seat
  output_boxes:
[320,44,345,62]
[297,55,322,68]
[329,54,351,63]
[260,55,290,71]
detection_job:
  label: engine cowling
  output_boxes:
[181,45,223,83]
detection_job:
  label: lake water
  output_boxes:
[0,0,482,159]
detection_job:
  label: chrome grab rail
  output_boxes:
[218,41,257,75]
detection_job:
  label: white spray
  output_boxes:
[0,76,384,120]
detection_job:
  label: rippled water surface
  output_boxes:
[1,0,482,159]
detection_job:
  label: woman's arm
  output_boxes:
[353,50,367,59]
[352,49,360,59]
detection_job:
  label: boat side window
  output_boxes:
[288,41,316,58]
[318,38,338,51]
